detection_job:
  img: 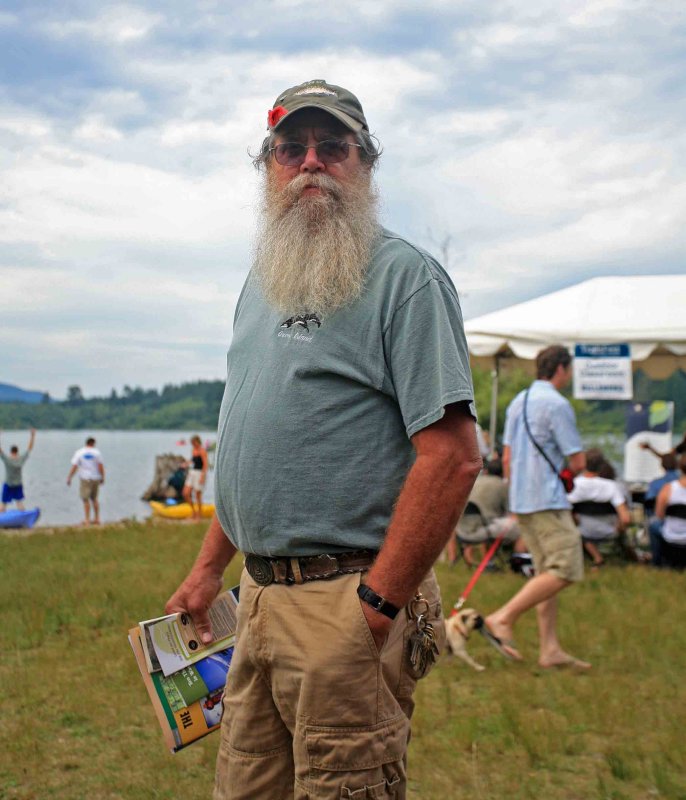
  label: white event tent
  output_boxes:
[464,275,686,446]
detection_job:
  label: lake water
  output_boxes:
[4,430,216,527]
[4,428,678,528]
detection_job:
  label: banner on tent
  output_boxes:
[573,343,632,400]
[624,401,674,483]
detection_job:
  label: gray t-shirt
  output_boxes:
[214,228,475,556]
[1,452,28,486]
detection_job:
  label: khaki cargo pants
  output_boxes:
[214,568,445,800]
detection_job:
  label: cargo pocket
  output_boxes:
[304,713,408,799]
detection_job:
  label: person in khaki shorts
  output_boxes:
[166,79,482,799]
[483,345,591,670]
[67,436,105,525]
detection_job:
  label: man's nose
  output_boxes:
[299,144,325,173]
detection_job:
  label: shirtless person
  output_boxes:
[0,428,36,512]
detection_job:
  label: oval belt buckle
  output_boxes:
[245,554,274,586]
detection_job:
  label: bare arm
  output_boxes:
[28,429,36,452]
[639,442,662,459]
[655,483,671,520]
[568,451,586,476]
[360,402,482,647]
[66,464,78,485]
[98,462,105,484]
[616,502,631,530]
[165,514,237,643]
[200,448,209,485]
[502,445,511,481]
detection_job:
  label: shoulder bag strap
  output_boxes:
[522,388,564,481]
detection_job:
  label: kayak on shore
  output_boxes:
[149,501,215,520]
[0,508,41,529]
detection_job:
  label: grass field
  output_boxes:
[1,522,684,800]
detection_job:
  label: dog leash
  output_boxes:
[451,535,504,614]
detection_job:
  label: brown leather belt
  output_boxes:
[244,550,377,586]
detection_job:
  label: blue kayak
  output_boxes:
[0,507,41,528]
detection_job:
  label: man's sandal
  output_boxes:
[480,624,523,661]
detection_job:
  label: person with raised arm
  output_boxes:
[0,428,36,512]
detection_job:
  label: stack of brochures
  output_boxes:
[128,586,239,752]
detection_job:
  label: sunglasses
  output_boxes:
[269,139,362,167]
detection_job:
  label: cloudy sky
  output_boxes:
[2,1,684,398]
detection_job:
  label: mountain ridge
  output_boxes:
[0,383,47,405]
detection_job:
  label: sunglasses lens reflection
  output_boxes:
[274,140,350,166]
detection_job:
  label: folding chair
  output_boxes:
[662,504,686,570]
[572,500,632,562]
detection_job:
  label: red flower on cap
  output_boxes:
[267,106,288,128]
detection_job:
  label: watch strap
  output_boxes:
[357,584,400,619]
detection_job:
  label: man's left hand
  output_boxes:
[359,600,393,653]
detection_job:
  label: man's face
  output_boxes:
[558,363,573,387]
[269,108,363,197]
[254,106,378,316]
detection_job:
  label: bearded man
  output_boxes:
[166,79,481,800]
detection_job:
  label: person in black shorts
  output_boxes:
[183,435,208,520]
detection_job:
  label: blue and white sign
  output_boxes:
[573,343,632,400]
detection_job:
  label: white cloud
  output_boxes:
[568,0,632,26]
[41,6,162,43]
[434,109,513,137]
[74,115,123,142]
[0,113,51,139]
[0,142,254,247]
[159,119,234,147]
[2,0,684,394]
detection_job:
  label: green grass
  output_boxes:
[1,523,684,799]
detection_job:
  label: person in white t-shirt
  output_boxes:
[655,453,686,569]
[66,437,105,525]
[567,449,630,567]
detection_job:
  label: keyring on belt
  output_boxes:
[407,593,430,620]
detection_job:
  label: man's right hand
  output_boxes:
[165,570,224,644]
[359,600,393,653]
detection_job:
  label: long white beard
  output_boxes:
[253,169,380,317]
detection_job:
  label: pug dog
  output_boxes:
[444,608,486,672]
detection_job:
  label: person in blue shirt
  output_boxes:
[645,453,680,504]
[483,345,590,669]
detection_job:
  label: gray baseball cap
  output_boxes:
[267,79,368,133]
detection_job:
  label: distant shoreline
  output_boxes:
[0,516,202,537]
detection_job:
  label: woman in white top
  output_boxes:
[656,453,686,562]
[567,449,630,568]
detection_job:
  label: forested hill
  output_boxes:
[0,381,225,430]
[0,369,683,433]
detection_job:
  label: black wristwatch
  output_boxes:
[357,584,401,620]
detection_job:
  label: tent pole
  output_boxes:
[488,357,500,457]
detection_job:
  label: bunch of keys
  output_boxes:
[407,593,439,679]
